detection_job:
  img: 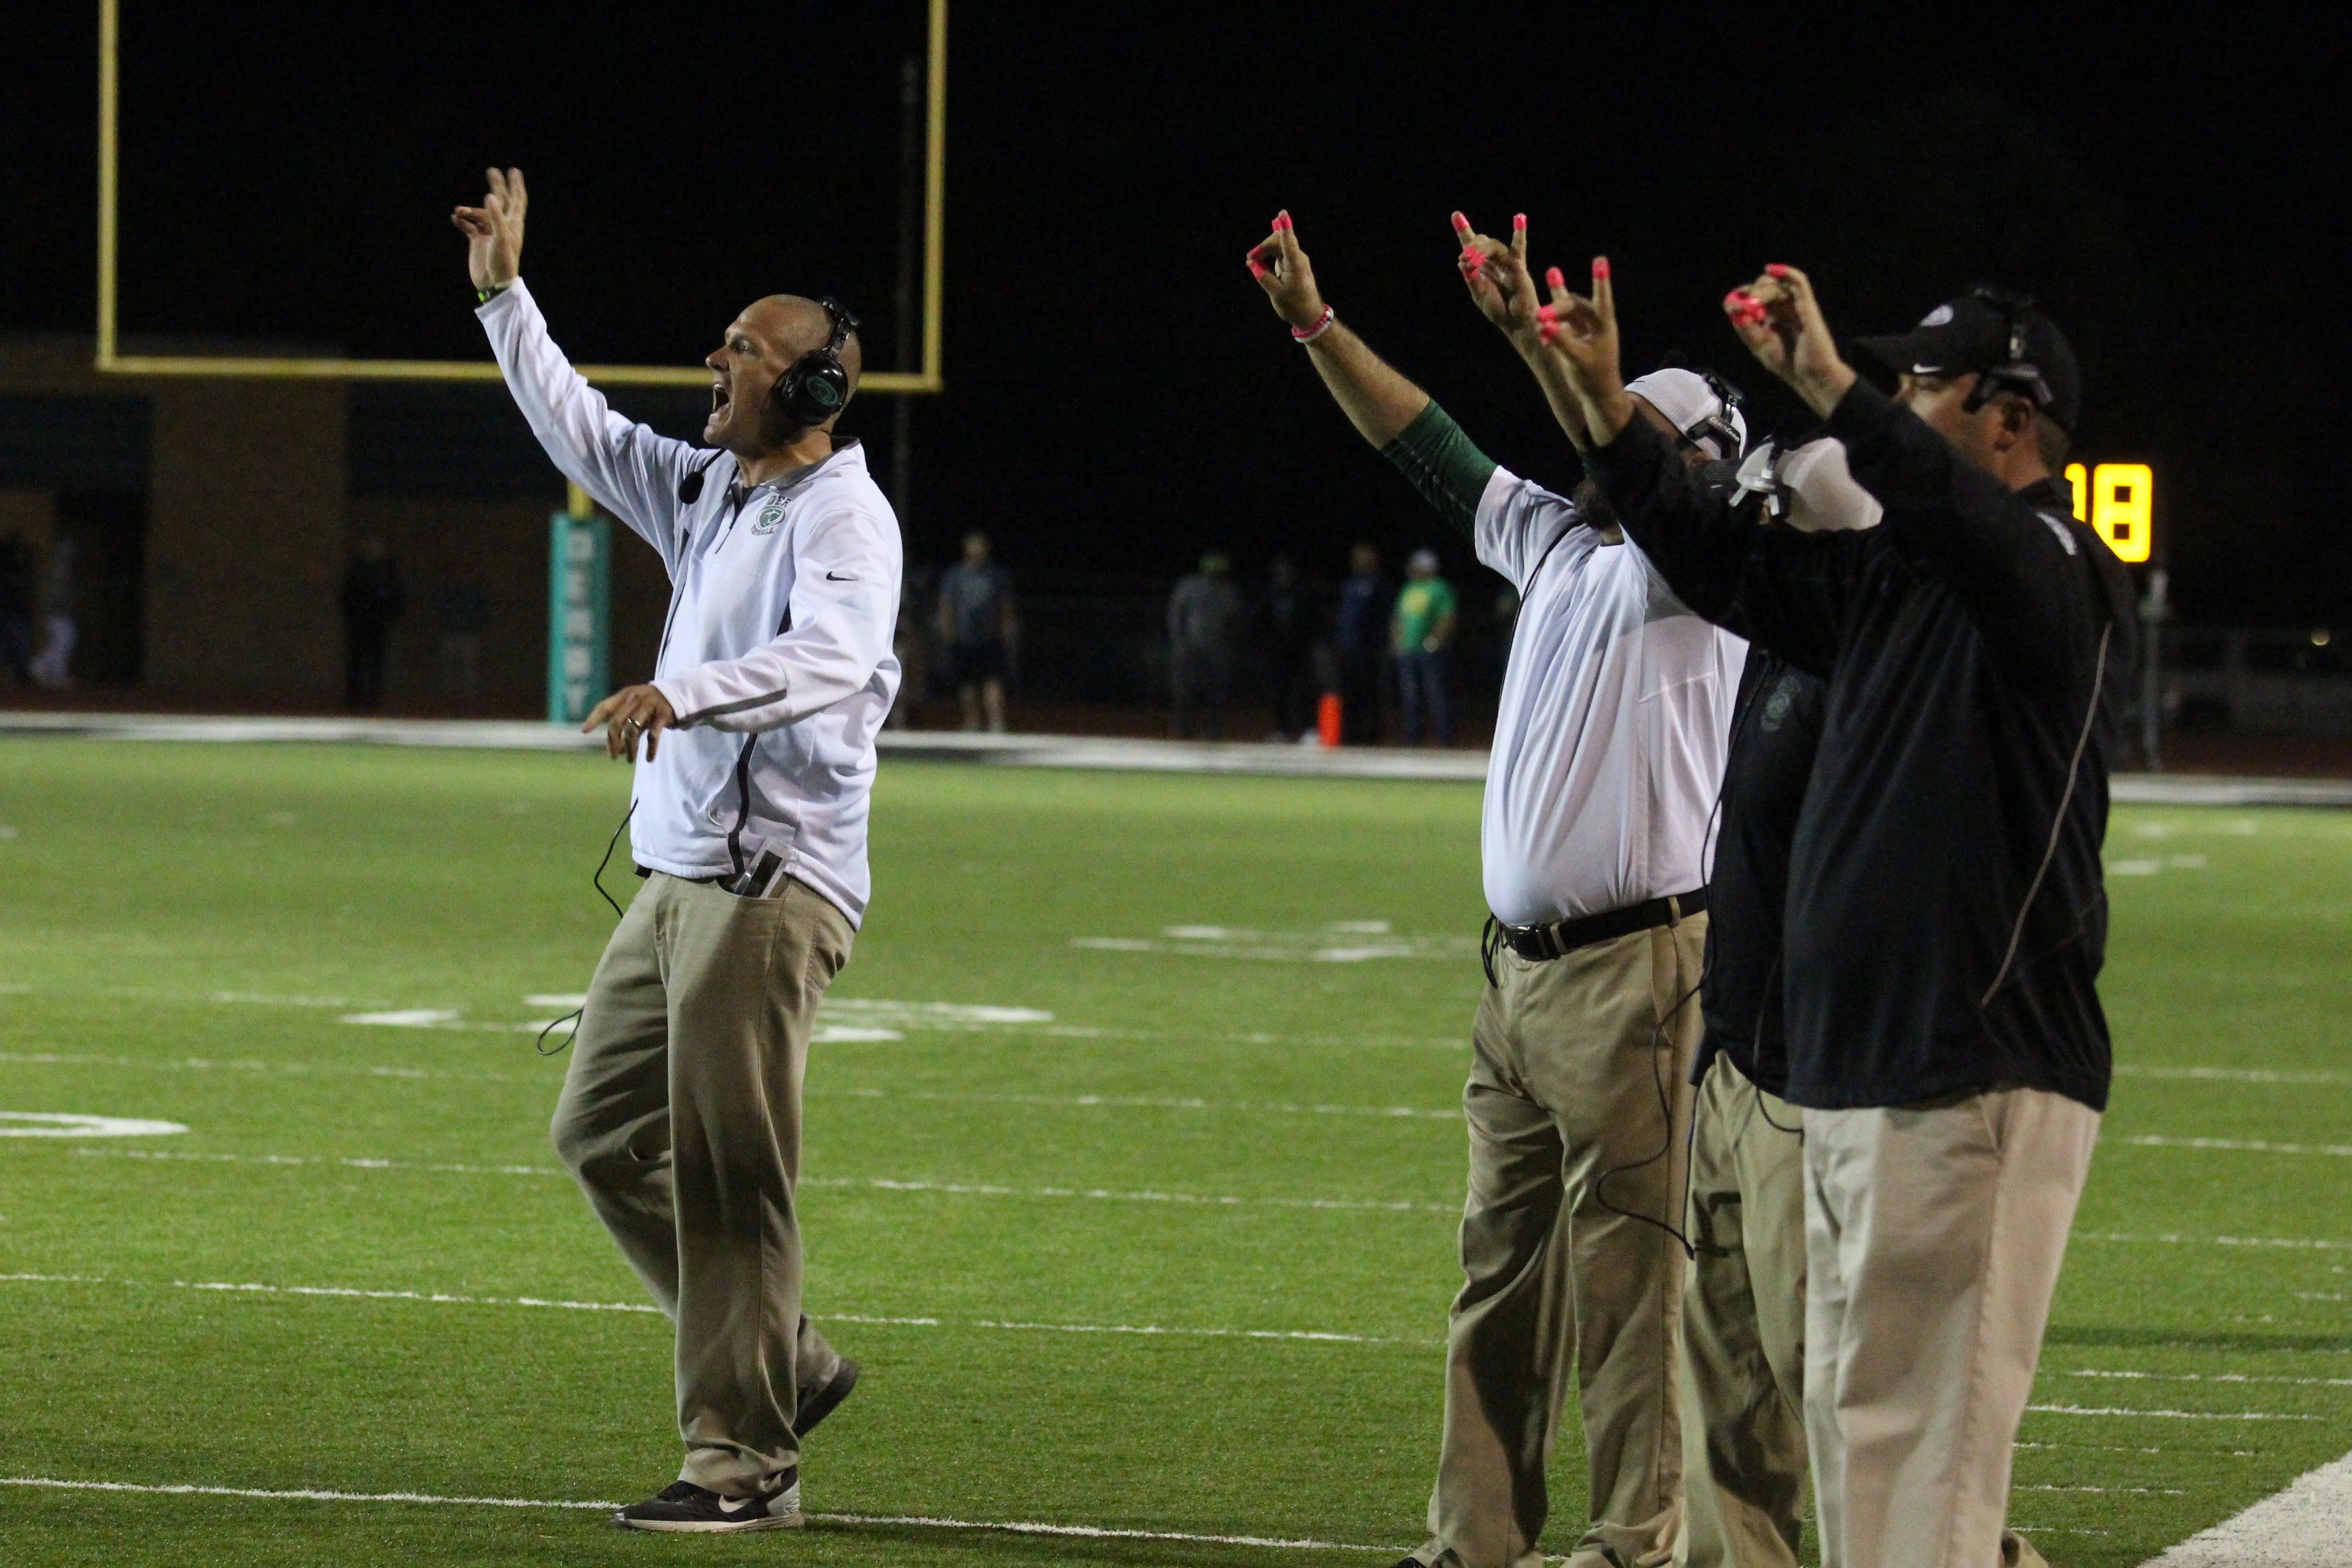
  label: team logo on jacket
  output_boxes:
[752,500,785,536]
[1761,676,1796,731]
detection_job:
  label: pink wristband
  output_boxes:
[1291,304,1336,343]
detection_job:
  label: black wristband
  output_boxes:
[475,282,511,305]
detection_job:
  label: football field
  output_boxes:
[1,738,2347,1567]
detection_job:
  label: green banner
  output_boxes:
[546,512,611,725]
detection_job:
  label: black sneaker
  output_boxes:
[797,1357,860,1438]
[613,1474,802,1533]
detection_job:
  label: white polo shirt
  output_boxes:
[1476,467,1744,926]
[480,280,902,925]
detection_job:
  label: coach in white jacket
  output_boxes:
[455,168,900,1533]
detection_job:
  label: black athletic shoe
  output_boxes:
[613,1475,802,1533]
[797,1357,860,1437]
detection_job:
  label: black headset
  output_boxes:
[1961,284,2055,416]
[677,296,861,504]
[774,295,860,431]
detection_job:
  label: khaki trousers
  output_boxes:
[1802,1089,2098,1568]
[1676,1055,1809,1568]
[552,870,853,1497]
[1420,915,1706,1568]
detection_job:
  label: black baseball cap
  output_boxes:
[1854,287,2081,433]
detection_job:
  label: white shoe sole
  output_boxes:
[617,1512,804,1533]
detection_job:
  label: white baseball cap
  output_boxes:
[1625,368,1748,461]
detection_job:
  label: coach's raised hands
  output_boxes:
[1526,255,1633,442]
[1245,211,1328,332]
[451,167,528,293]
[1723,265,1857,417]
[1452,211,1546,346]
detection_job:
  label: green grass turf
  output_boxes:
[0,737,2346,1567]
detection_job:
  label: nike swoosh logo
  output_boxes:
[717,1497,768,1519]
[826,572,857,582]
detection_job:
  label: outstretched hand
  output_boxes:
[451,167,527,293]
[1245,211,1327,332]
[1452,211,1543,347]
[583,683,676,762]
[1723,264,1856,416]
[1529,255,1633,442]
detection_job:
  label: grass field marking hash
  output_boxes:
[0,1477,1412,1552]
[0,1112,188,1138]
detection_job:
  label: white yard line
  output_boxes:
[2061,1369,2352,1390]
[2139,1446,2352,1566]
[2119,1136,2352,1158]
[2114,1065,2352,1088]
[0,1271,1430,1347]
[2025,1405,2321,1422]
[2076,1232,2352,1252]
[0,1475,1406,1551]
[67,1147,1461,1213]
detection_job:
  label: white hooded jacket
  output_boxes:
[479,280,902,924]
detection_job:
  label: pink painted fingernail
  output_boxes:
[1592,257,1610,280]
[1513,212,1526,229]
[1248,261,1269,279]
[1546,267,1566,291]
[1766,263,1791,278]
[1451,211,1471,232]
[1537,304,1558,323]
[1539,322,1561,344]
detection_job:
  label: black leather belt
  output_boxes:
[1494,888,1708,962]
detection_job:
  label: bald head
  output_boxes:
[753,295,864,397]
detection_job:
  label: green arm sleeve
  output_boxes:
[1380,400,1500,543]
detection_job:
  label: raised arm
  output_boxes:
[455,167,700,566]
[1450,211,1594,454]
[1533,253,1857,669]
[1722,265,2098,683]
[1247,211,1507,542]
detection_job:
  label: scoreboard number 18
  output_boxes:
[2065,463,2153,564]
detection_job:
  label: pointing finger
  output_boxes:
[1511,213,1528,261]
[508,167,527,216]
[1273,209,1304,268]
[1590,256,1614,333]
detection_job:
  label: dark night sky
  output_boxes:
[6,4,2347,623]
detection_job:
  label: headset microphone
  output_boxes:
[677,450,725,505]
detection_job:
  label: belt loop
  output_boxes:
[1667,894,1682,928]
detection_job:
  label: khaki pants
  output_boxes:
[1803,1089,2098,1568]
[552,870,853,1497]
[1677,1055,1809,1568]
[1420,914,1706,1568]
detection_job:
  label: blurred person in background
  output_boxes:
[1261,553,1320,740]
[432,579,489,699]
[1168,550,1243,739]
[1392,546,1458,745]
[0,529,34,685]
[340,534,407,710]
[29,534,76,690]
[935,531,1015,732]
[887,561,934,730]
[1334,541,1388,743]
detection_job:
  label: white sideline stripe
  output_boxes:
[2025,1404,2321,1421]
[0,1273,1428,1346]
[2017,1483,2188,1494]
[2121,1135,2352,1158]
[2140,1446,2352,1566]
[0,1477,1407,1551]
[2063,1369,2352,1389]
[62,1148,1460,1214]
